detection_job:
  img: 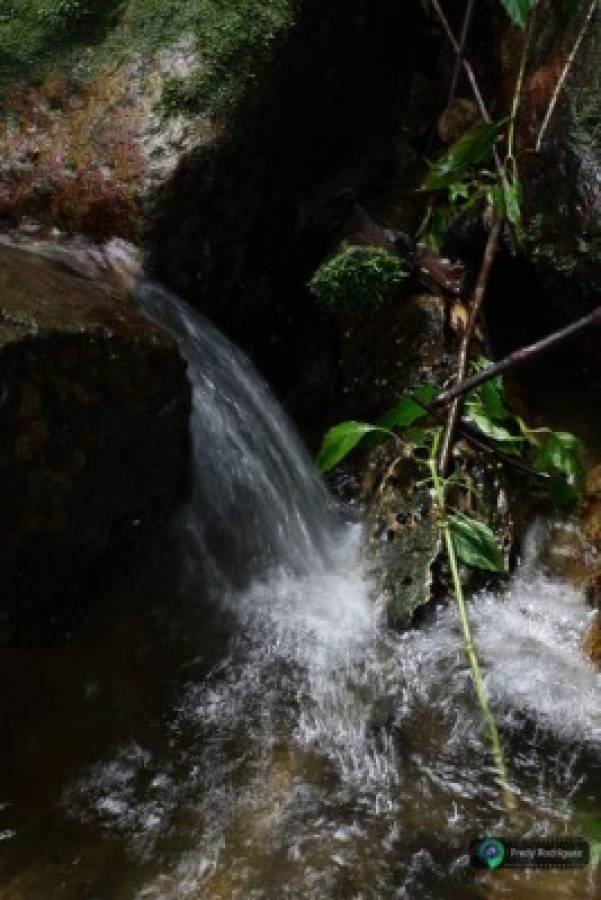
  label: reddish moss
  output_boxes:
[0,68,145,239]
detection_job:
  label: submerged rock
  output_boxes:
[0,243,190,643]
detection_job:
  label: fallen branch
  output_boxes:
[433,305,601,410]
[439,216,503,476]
[535,0,598,152]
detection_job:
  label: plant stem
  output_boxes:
[439,215,502,476]
[432,306,601,410]
[535,0,599,153]
[429,433,515,809]
[448,0,475,106]
[506,10,535,167]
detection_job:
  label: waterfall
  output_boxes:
[3,241,597,899]
[136,280,343,588]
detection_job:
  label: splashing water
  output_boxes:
[1,254,599,898]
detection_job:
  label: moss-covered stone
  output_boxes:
[0,1,295,118]
[0,1,297,239]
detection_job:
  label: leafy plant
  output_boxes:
[448,511,506,572]
[315,421,392,473]
[424,120,501,190]
[308,244,409,314]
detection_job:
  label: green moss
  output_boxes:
[0,1,122,84]
[0,0,296,118]
[309,244,409,315]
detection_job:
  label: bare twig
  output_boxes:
[430,0,504,176]
[535,0,599,152]
[433,305,601,410]
[439,216,503,476]
[431,0,492,122]
[448,0,476,106]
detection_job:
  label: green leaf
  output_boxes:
[315,421,390,473]
[464,365,523,452]
[465,407,522,451]
[534,431,585,487]
[377,384,438,430]
[424,121,501,190]
[448,512,507,572]
[502,175,524,244]
[499,0,537,29]
[532,430,585,507]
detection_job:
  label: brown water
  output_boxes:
[0,264,600,899]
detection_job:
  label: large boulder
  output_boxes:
[0,243,190,643]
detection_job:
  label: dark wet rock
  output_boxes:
[0,243,190,644]
[518,1,601,299]
[326,292,516,627]
[361,441,516,629]
[464,1,601,379]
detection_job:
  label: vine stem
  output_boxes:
[535,0,599,153]
[506,9,535,169]
[429,432,516,810]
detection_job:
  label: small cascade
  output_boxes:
[1,245,599,898]
[136,280,343,587]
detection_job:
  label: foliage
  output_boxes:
[424,121,501,190]
[448,512,506,572]
[420,121,500,251]
[308,245,409,315]
[316,422,391,474]
[316,360,585,527]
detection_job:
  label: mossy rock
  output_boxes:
[308,244,409,315]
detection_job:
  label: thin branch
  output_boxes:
[431,0,492,122]
[439,216,503,476]
[430,0,504,177]
[433,306,601,410]
[535,0,599,152]
[448,0,476,106]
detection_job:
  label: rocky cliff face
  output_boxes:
[0,243,190,643]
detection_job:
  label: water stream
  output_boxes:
[1,272,600,898]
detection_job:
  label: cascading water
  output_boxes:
[135,280,343,587]
[1,254,600,899]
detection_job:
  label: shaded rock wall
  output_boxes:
[147,0,437,421]
[0,244,190,643]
